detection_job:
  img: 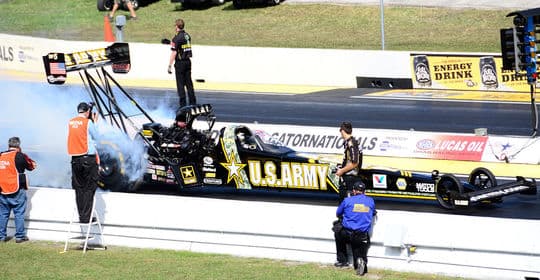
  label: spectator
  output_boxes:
[109,0,137,21]
[0,137,37,243]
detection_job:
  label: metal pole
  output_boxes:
[531,84,538,137]
[380,0,385,50]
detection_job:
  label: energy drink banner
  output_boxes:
[410,54,530,92]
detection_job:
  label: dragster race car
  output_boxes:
[132,105,538,210]
[42,43,537,210]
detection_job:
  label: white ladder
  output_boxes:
[63,197,106,253]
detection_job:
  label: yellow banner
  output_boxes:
[410,54,530,92]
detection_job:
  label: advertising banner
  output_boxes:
[410,54,531,92]
[212,122,539,165]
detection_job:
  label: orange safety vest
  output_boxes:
[67,116,90,156]
[0,150,22,195]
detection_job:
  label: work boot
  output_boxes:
[356,258,366,276]
[15,236,29,243]
[334,261,349,268]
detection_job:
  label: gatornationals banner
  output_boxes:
[410,54,531,92]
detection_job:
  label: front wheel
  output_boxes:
[468,167,497,189]
[97,0,114,11]
[435,174,463,210]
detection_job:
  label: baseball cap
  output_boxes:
[352,181,365,191]
[77,102,90,113]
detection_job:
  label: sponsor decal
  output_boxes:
[202,167,216,172]
[410,54,530,92]
[204,178,223,185]
[65,48,108,67]
[415,182,435,193]
[373,174,387,189]
[396,178,407,191]
[203,156,213,165]
[352,203,370,213]
[46,75,66,83]
[454,200,469,206]
[180,165,197,184]
[220,128,250,189]
[0,45,14,62]
[416,139,436,150]
[414,135,487,161]
[148,164,165,170]
[247,160,329,190]
[205,172,216,178]
[470,185,530,202]
[270,133,377,151]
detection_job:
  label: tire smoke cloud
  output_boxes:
[0,79,174,189]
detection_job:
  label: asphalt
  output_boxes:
[287,0,539,10]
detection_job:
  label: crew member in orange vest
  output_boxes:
[68,102,99,223]
[0,137,36,243]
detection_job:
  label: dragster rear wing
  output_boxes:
[42,43,130,84]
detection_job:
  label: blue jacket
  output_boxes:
[336,193,375,232]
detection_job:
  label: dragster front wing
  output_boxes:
[42,43,130,84]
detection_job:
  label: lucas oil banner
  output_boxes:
[410,54,530,92]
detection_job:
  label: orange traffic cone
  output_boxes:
[104,15,116,42]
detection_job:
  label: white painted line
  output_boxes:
[350,95,533,105]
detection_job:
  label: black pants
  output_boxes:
[338,175,360,203]
[175,59,196,107]
[71,156,98,223]
[335,228,370,272]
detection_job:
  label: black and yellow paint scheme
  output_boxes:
[357,166,536,209]
[139,104,340,196]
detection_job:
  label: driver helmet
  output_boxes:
[175,107,189,128]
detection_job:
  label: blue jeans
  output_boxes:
[0,189,28,240]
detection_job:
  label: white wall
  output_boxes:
[0,33,420,87]
[3,187,535,280]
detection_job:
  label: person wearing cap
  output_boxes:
[67,102,99,223]
[0,137,36,243]
[335,121,363,203]
[168,18,196,108]
[333,181,376,276]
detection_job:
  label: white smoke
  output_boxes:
[0,79,175,189]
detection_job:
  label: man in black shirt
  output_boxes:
[335,122,362,203]
[168,18,196,108]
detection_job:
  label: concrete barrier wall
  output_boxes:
[2,33,491,87]
[2,187,535,280]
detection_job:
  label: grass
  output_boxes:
[0,0,513,52]
[1,240,469,280]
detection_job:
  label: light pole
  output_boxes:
[380,0,385,50]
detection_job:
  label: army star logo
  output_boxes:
[220,156,246,184]
[182,167,193,178]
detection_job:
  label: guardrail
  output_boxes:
[4,187,535,280]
